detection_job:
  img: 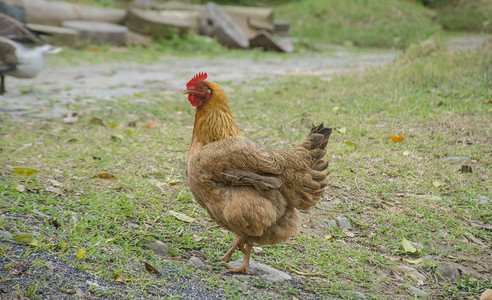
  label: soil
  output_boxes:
[0,35,488,299]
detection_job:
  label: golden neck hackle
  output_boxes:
[192,81,243,146]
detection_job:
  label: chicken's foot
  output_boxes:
[223,241,253,275]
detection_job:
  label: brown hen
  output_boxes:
[184,72,332,274]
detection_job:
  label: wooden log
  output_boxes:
[124,8,197,38]
[62,20,128,46]
[26,23,79,47]
[164,1,274,39]
[200,2,249,48]
[2,0,125,26]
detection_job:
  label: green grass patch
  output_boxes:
[275,0,440,49]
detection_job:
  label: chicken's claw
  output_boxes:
[223,262,250,274]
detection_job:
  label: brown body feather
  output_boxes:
[186,78,332,273]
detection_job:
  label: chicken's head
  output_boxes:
[183,72,211,107]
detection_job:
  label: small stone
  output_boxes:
[321,219,338,228]
[337,216,352,230]
[349,291,368,300]
[477,195,490,202]
[436,263,460,283]
[408,286,428,298]
[481,289,492,300]
[143,240,169,257]
[189,256,205,269]
[396,265,427,282]
[228,259,292,282]
[444,156,470,163]
[0,230,13,240]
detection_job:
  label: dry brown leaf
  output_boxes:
[144,122,156,128]
[16,185,25,192]
[389,134,405,142]
[144,262,161,275]
[113,274,125,284]
[90,117,104,125]
[8,261,26,275]
[95,173,117,180]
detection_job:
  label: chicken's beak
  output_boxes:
[183,89,192,95]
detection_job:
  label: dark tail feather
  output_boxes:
[301,123,332,151]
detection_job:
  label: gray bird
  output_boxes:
[0,13,61,94]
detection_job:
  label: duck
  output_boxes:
[0,12,61,94]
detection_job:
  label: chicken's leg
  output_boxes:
[222,236,246,263]
[223,241,253,274]
[1,75,5,95]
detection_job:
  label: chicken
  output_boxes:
[184,72,332,274]
[0,13,61,95]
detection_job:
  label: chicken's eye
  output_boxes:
[199,86,205,90]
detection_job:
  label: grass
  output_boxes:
[275,0,440,49]
[1,37,492,299]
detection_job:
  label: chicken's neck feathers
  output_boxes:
[192,91,242,147]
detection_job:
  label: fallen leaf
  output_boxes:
[28,239,39,247]
[95,173,117,180]
[331,106,340,113]
[344,230,355,237]
[113,274,125,283]
[193,233,202,242]
[13,167,39,176]
[401,238,420,254]
[389,135,405,142]
[432,180,442,188]
[345,140,358,147]
[16,185,25,192]
[335,127,347,134]
[111,134,123,141]
[14,233,34,244]
[90,118,104,125]
[169,210,195,223]
[144,122,156,128]
[45,186,62,194]
[76,248,87,260]
[144,262,161,275]
[403,258,425,264]
[106,122,119,127]
[324,235,334,241]
[63,112,79,123]
[459,165,473,173]
[164,176,180,185]
[402,150,410,156]
[87,45,102,53]
[134,93,145,98]
[8,261,26,275]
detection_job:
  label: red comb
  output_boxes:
[186,72,208,89]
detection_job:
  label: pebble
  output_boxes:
[444,156,470,163]
[337,216,352,230]
[350,291,368,300]
[189,256,205,269]
[227,259,292,282]
[436,263,460,283]
[321,219,338,228]
[408,286,428,298]
[477,195,490,203]
[143,240,170,257]
[0,230,13,240]
[396,265,427,282]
